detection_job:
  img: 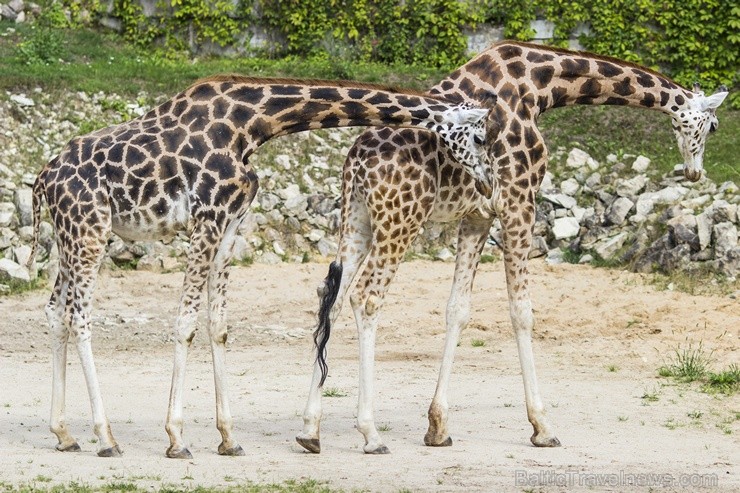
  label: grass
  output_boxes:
[658,343,738,396]
[649,270,737,297]
[321,387,347,398]
[1,21,737,185]
[0,278,45,297]
[471,339,486,347]
[1,479,350,493]
[658,342,712,383]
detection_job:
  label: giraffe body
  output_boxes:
[28,76,497,458]
[297,41,728,454]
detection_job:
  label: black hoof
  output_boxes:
[296,436,321,454]
[365,445,390,454]
[425,436,453,447]
[56,442,81,452]
[97,444,123,457]
[531,435,561,447]
[166,446,193,459]
[218,443,245,456]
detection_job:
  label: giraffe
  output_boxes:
[296,41,729,454]
[26,75,499,459]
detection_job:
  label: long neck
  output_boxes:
[180,77,456,155]
[447,41,694,118]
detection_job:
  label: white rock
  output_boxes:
[10,94,34,107]
[578,254,593,264]
[272,241,285,257]
[606,154,618,164]
[713,223,738,258]
[616,174,648,197]
[435,248,455,262]
[594,232,629,259]
[542,193,577,210]
[317,237,337,257]
[631,155,651,173]
[307,229,324,242]
[274,154,292,170]
[0,258,30,282]
[696,212,713,251]
[552,217,580,240]
[572,206,587,222]
[13,245,32,266]
[566,148,592,169]
[545,248,564,265]
[560,178,580,196]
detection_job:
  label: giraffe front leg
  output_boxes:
[501,208,560,448]
[47,270,80,452]
[425,216,491,447]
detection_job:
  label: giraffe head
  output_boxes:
[671,85,728,182]
[437,101,497,197]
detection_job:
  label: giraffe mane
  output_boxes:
[189,74,437,99]
[493,40,689,91]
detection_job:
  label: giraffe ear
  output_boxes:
[449,107,489,125]
[698,91,728,111]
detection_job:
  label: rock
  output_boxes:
[552,217,580,240]
[542,193,577,210]
[13,244,32,266]
[696,212,713,251]
[272,241,285,256]
[0,258,30,282]
[560,178,580,196]
[435,248,454,262]
[0,202,16,227]
[545,248,564,265]
[708,200,737,224]
[578,253,593,264]
[717,247,739,278]
[528,235,548,258]
[259,193,280,211]
[616,174,648,198]
[275,154,292,170]
[136,255,162,272]
[594,232,629,259]
[585,172,601,189]
[13,188,33,227]
[316,237,337,257]
[256,251,282,265]
[713,222,738,258]
[631,155,651,173]
[9,94,34,107]
[605,197,634,226]
[307,229,324,242]
[668,215,700,252]
[566,148,596,169]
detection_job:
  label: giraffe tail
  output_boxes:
[314,260,343,387]
[26,168,47,271]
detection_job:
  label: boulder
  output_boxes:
[0,258,30,282]
[605,197,634,226]
[552,217,580,240]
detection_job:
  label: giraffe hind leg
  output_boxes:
[47,260,80,452]
[297,189,372,453]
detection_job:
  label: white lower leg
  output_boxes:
[165,313,196,457]
[354,295,385,453]
[74,329,118,455]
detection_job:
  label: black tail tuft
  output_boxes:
[315,261,342,387]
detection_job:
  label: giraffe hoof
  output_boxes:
[56,441,81,452]
[97,444,123,457]
[531,434,561,447]
[364,444,390,454]
[218,443,245,456]
[296,436,321,454]
[424,435,453,447]
[166,446,193,459]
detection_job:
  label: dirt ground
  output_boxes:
[0,260,738,492]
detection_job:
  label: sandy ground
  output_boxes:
[0,259,738,492]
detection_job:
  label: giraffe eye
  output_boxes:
[474,135,485,145]
[709,122,717,133]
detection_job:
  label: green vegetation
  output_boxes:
[321,387,347,398]
[0,479,348,493]
[471,339,486,347]
[0,278,45,297]
[658,343,739,396]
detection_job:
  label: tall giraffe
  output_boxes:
[297,41,729,454]
[26,75,498,459]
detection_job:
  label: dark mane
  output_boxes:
[493,40,688,91]
[189,74,434,98]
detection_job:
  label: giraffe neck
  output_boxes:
[177,77,462,156]
[448,41,694,118]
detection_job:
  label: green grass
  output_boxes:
[321,387,347,398]
[0,278,45,297]
[471,339,486,347]
[704,364,740,395]
[658,342,711,383]
[1,22,737,185]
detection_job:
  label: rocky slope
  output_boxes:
[0,90,737,292]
